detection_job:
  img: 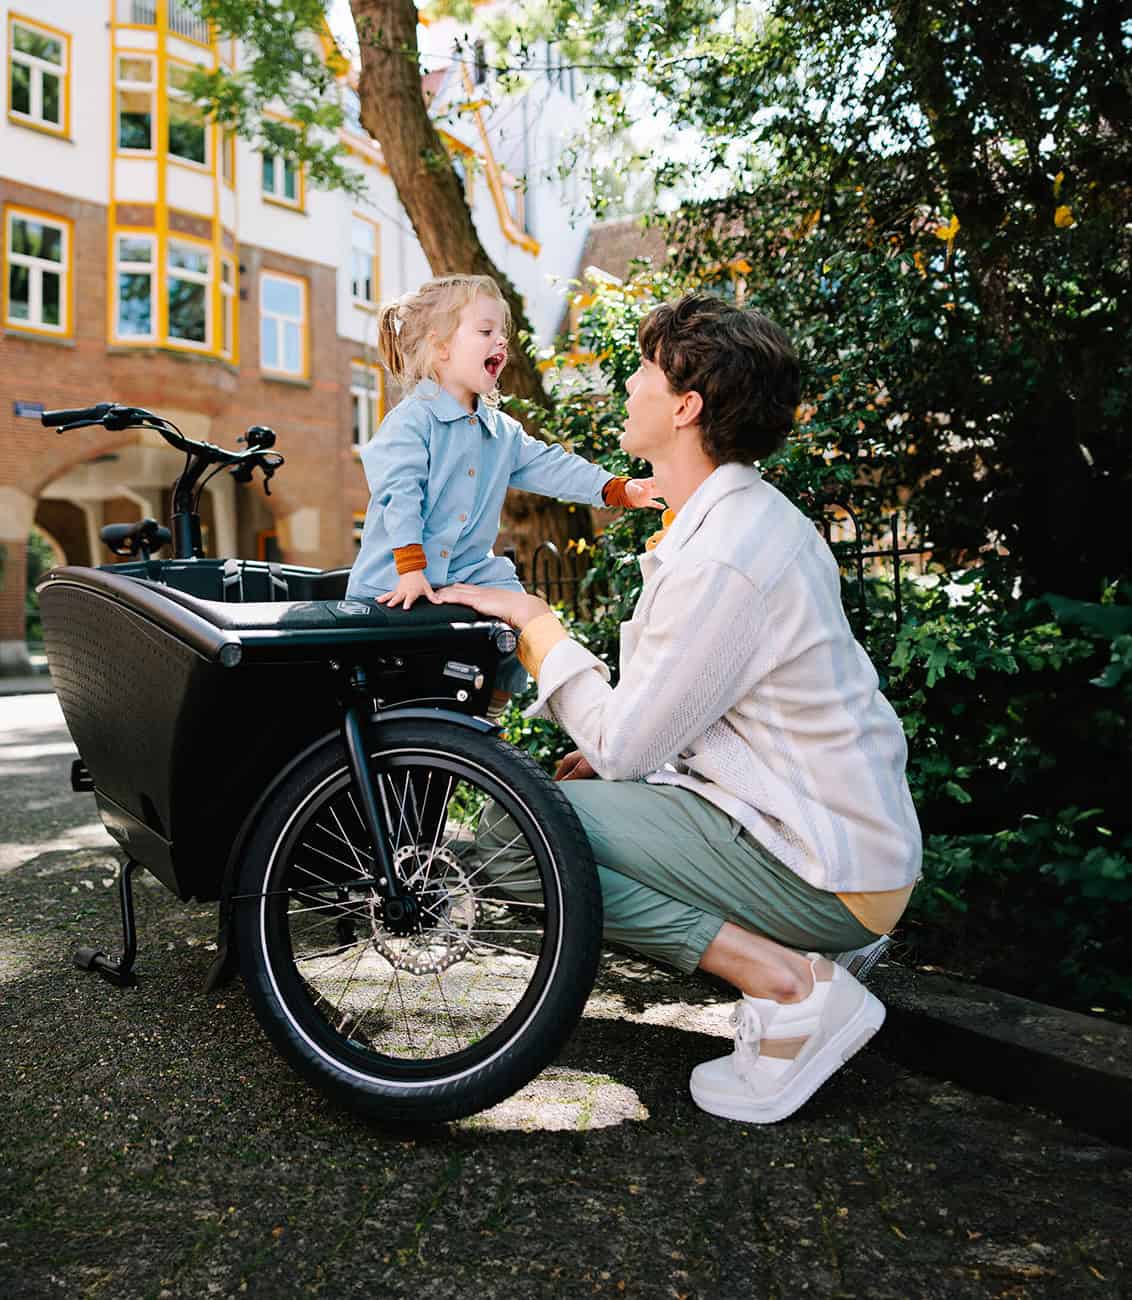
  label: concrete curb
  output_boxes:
[871,964,1132,1147]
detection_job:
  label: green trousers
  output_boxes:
[477,779,878,975]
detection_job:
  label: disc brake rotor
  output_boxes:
[370,844,482,976]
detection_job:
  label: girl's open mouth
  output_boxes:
[484,352,506,380]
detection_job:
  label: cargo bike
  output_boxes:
[35,402,601,1123]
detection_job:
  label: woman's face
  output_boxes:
[621,354,681,463]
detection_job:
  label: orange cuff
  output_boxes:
[393,543,427,575]
[517,611,568,677]
[601,476,632,509]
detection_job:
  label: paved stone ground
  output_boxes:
[1,696,1130,1299]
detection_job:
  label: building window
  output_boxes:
[220,255,236,358]
[167,63,208,167]
[351,362,383,447]
[116,55,155,152]
[115,233,156,338]
[167,1,210,45]
[260,272,306,376]
[121,1,158,24]
[473,40,488,86]
[168,240,210,346]
[5,207,69,334]
[262,151,302,208]
[8,15,69,137]
[350,217,379,307]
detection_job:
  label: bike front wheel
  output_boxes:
[235,720,602,1123]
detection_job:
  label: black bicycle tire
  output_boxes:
[235,720,602,1123]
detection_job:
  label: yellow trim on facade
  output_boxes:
[7,10,73,140]
[457,65,540,256]
[259,269,310,381]
[2,202,74,338]
[107,4,234,362]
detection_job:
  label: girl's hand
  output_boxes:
[435,584,550,631]
[624,476,665,510]
[377,570,439,610]
[554,750,596,781]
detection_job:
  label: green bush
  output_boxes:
[504,271,1131,1015]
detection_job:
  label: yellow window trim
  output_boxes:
[350,210,381,311]
[3,202,74,338]
[260,269,310,381]
[455,66,539,255]
[110,228,158,346]
[350,357,386,442]
[166,53,214,172]
[7,11,73,140]
[264,191,306,214]
[113,48,157,158]
[163,229,214,353]
[218,251,239,365]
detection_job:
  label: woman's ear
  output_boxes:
[674,389,704,428]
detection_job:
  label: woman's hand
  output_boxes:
[434,584,551,631]
[377,570,439,610]
[624,476,665,510]
[554,750,596,781]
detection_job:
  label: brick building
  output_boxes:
[0,0,591,672]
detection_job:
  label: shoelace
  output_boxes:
[729,1000,766,1083]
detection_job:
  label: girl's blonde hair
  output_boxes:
[378,274,511,402]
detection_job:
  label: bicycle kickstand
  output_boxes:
[73,857,140,988]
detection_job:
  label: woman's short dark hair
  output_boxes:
[637,292,800,464]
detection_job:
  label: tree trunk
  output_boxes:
[351,0,546,411]
[350,0,589,570]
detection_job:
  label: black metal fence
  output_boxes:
[512,503,934,648]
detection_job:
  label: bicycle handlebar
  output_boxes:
[40,402,282,473]
[41,403,113,427]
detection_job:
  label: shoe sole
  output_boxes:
[689,992,886,1124]
[833,936,891,982]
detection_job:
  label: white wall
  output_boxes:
[0,2,109,205]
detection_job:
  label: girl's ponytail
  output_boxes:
[377,300,404,379]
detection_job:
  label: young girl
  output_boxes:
[347,273,661,700]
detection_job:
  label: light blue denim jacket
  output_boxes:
[347,381,615,597]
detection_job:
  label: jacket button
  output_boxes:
[468,416,476,425]
[468,467,475,477]
[440,549,449,558]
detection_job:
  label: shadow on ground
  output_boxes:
[1,842,1130,1300]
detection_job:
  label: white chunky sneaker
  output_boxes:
[689,955,886,1124]
[830,934,891,982]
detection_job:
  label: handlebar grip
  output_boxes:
[41,402,113,427]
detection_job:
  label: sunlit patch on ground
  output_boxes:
[461,1066,648,1132]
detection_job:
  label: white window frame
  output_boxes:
[167,239,211,349]
[262,150,302,209]
[116,53,156,155]
[5,207,69,334]
[8,15,69,136]
[166,60,210,169]
[113,232,156,341]
[350,216,379,307]
[350,362,383,447]
[219,254,236,359]
[260,272,306,377]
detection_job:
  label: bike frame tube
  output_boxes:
[341,704,402,903]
